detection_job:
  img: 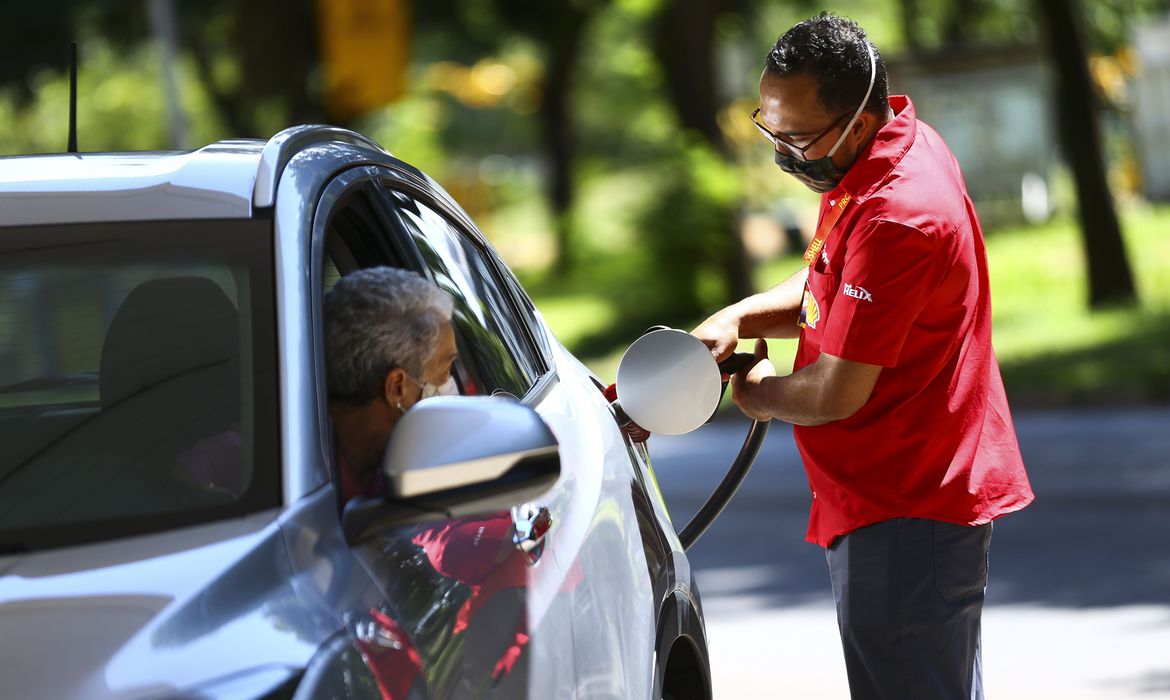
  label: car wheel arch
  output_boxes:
[653,588,712,700]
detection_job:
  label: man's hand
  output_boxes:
[692,310,741,362]
[731,339,777,422]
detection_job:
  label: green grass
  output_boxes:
[531,204,1170,404]
[987,205,1170,404]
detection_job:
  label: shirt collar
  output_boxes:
[830,95,917,202]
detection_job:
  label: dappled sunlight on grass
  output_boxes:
[988,205,1170,402]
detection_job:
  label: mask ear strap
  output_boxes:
[826,41,877,158]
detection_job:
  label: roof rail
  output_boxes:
[252,125,388,208]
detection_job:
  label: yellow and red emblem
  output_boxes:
[798,286,820,329]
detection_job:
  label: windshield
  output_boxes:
[0,219,279,552]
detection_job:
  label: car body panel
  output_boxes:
[0,143,264,225]
[0,127,713,699]
[0,509,309,699]
[253,124,389,208]
[532,366,658,698]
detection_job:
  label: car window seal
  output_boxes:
[521,370,559,407]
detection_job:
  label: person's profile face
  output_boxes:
[418,321,458,392]
[757,70,850,164]
[382,321,459,412]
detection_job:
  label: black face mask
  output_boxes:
[772,41,878,194]
[775,149,850,194]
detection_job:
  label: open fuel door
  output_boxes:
[605,328,770,550]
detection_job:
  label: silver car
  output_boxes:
[0,127,711,700]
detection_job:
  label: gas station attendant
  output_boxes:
[692,13,1035,700]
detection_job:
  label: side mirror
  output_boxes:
[342,396,560,544]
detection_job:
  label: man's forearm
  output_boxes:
[755,365,841,426]
[730,267,808,340]
[747,352,883,427]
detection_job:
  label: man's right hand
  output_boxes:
[691,310,741,362]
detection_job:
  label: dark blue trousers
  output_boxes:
[826,518,992,700]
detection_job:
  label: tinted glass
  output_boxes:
[388,193,541,397]
[0,220,279,551]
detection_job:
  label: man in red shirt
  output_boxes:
[693,13,1033,699]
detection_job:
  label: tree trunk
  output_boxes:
[538,8,588,275]
[945,0,982,46]
[238,0,322,128]
[654,0,753,304]
[1035,0,1137,308]
[899,0,923,53]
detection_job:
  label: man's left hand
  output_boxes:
[731,338,777,422]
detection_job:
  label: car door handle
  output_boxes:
[511,504,552,566]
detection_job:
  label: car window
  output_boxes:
[323,254,342,292]
[385,191,542,398]
[0,220,280,551]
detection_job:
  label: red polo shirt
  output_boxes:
[793,96,1033,547]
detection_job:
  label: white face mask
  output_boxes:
[397,372,458,414]
[419,375,458,399]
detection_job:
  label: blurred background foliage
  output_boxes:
[2,0,1169,403]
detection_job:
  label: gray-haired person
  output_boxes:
[324,267,458,502]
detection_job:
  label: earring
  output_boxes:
[396,402,405,413]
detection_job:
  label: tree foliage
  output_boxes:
[0,0,1165,322]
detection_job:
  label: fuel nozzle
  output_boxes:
[603,382,651,443]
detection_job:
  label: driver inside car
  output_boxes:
[323,266,459,502]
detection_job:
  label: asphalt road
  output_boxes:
[650,407,1170,699]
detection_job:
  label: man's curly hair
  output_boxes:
[765,13,889,116]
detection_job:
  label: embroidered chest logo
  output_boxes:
[799,287,820,329]
[843,283,873,302]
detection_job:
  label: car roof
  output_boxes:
[0,126,395,227]
[0,140,267,226]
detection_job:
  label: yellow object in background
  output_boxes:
[317,0,409,121]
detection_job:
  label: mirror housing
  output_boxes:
[343,396,561,544]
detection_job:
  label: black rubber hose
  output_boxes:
[678,418,770,550]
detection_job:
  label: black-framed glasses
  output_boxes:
[750,107,852,161]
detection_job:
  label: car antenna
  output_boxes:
[67,42,78,154]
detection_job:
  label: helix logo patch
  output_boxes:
[843,283,873,302]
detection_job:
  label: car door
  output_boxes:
[374,180,582,699]
[381,182,669,699]
[302,166,578,699]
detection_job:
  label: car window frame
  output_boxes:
[308,166,562,490]
[308,167,424,485]
[374,169,556,388]
[374,171,554,379]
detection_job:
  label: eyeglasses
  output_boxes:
[750,107,853,161]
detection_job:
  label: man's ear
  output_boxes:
[849,109,879,147]
[383,367,411,408]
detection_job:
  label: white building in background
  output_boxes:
[1133,18,1170,202]
[887,46,1058,227]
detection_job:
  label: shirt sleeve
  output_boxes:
[820,219,945,367]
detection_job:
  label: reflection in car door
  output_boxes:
[392,187,670,698]
[311,177,575,698]
[308,170,528,700]
[377,187,579,697]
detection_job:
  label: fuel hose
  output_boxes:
[678,353,771,551]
